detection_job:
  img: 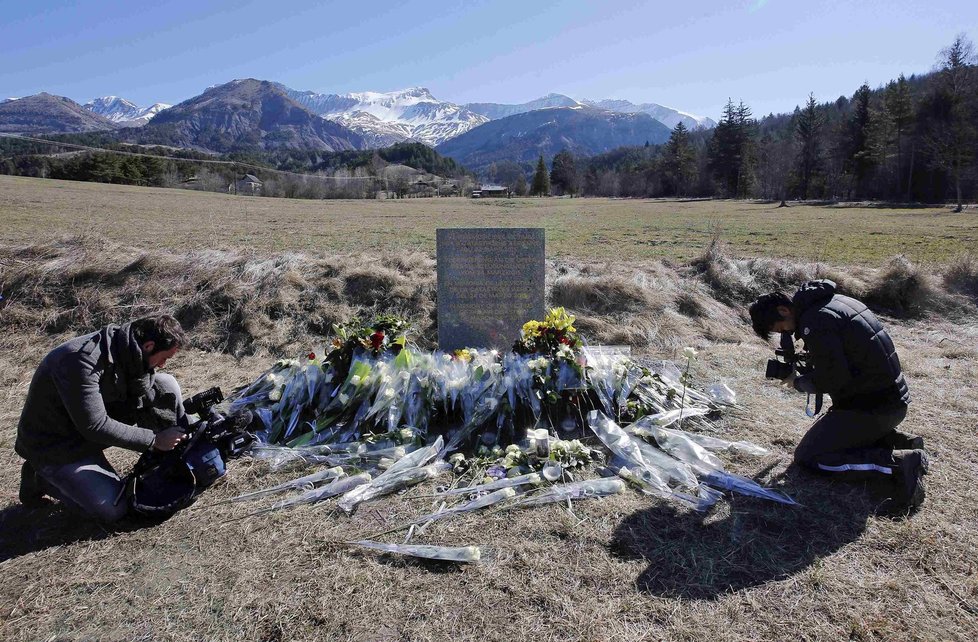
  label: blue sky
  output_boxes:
[1,0,975,120]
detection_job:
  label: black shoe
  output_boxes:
[894,449,929,510]
[18,461,51,508]
[879,431,925,451]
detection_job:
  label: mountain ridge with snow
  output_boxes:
[282,85,489,147]
[579,98,715,130]
[83,96,171,126]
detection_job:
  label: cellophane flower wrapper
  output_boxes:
[338,461,450,514]
[249,444,336,471]
[508,478,626,509]
[437,472,543,497]
[678,431,769,456]
[629,416,795,505]
[707,383,738,406]
[349,540,482,563]
[630,416,725,476]
[231,465,345,503]
[587,411,676,497]
[262,473,373,514]
[405,487,517,527]
[700,471,797,505]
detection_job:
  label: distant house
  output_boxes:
[473,184,509,198]
[230,174,262,195]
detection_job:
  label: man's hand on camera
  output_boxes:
[152,426,187,452]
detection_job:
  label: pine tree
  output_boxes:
[708,99,757,197]
[549,150,578,195]
[708,100,741,196]
[934,34,976,211]
[845,83,874,198]
[884,74,914,197]
[795,93,823,199]
[664,122,696,196]
[531,155,550,196]
[734,102,757,197]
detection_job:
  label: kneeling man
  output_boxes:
[749,280,928,509]
[16,315,190,522]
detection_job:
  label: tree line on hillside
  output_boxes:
[0,138,472,199]
[504,36,977,207]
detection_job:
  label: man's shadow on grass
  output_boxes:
[0,502,157,563]
[610,465,897,600]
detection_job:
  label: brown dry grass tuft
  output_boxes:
[943,252,978,303]
[690,237,819,305]
[863,255,958,318]
[0,237,439,356]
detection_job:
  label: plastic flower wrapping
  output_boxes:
[223,310,794,563]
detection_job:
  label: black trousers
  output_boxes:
[794,404,909,479]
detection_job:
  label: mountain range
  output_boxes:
[125,79,364,153]
[465,94,714,131]
[283,86,489,147]
[1,79,714,173]
[435,106,673,172]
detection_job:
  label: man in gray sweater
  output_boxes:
[16,315,190,522]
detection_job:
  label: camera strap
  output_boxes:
[805,393,824,418]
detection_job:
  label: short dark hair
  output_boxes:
[132,315,187,354]
[748,292,792,340]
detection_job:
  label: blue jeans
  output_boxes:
[31,372,187,522]
[36,453,128,522]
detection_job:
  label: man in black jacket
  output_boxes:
[16,315,190,522]
[749,280,928,509]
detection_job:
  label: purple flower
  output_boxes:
[486,465,507,480]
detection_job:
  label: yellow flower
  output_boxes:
[522,320,543,338]
[453,348,473,362]
[544,307,576,331]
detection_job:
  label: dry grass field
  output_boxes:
[2,175,977,264]
[1,175,977,641]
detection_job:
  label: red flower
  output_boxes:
[559,336,571,345]
[307,351,316,360]
[370,331,385,351]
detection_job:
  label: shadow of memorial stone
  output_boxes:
[609,465,885,600]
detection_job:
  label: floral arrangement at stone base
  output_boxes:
[223,309,794,563]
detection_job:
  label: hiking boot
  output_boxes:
[894,449,929,510]
[18,461,51,508]
[879,431,925,451]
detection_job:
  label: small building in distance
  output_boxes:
[231,174,262,196]
[472,184,509,198]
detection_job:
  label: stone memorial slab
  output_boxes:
[437,228,545,351]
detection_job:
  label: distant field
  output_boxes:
[1,175,975,265]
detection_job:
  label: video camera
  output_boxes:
[183,386,224,418]
[181,386,254,460]
[765,333,813,380]
[124,387,255,518]
[765,347,813,380]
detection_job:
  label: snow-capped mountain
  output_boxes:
[464,93,580,120]
[282,86,488,147]
[83,96,171,126]
[580,98,715,130]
